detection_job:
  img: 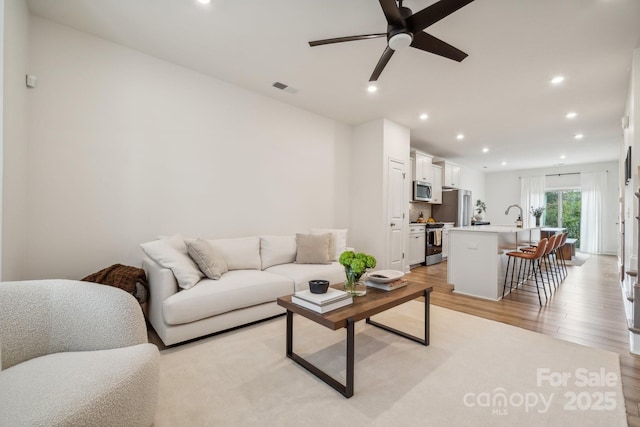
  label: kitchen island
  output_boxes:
[447,225,541,300]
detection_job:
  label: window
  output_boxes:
[544,190,581,246]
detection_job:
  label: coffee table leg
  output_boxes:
[286,310,293,356]
[366,289,431,346]
[424,289,430,346]
[285,312,356,398]
[346,318,354,397]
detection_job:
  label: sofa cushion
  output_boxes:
[186,239,229,280]
[265,262,345,292]
[141,234,204,290]
[208,237,261,271]
[260,235,297,269]
[295,233,331,264]
[309,228,348,261]
[162,270,293,325]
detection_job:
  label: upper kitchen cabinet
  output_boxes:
[434,161,460,188]
[430,164,443,204]
[411,150,433,183]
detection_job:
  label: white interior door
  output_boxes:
[388,158,406,271]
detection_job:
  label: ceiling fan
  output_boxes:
[308,0,475,82]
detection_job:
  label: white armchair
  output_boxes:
[0,279,159,426]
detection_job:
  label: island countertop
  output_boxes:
[449,225,541,233]
[447,226,542,300]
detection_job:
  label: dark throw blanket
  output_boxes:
[82,264,148,303]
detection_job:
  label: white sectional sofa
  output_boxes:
[142,232,346,346]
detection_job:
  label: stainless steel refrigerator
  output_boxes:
[431,189,472,227]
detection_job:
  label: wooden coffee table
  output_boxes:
[276,281,432,398]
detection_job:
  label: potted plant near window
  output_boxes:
[531,206,545,227]
[474,200,486,221]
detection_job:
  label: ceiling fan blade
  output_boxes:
[410,31,468,62]
[309,33,386,47]
[369,46,395,82]
[378,0,405,27]
[406,0,474,33]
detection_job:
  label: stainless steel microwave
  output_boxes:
[413,181,432,202]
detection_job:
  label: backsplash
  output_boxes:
[409,202,432,222]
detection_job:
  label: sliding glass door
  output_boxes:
[545,190,581,246]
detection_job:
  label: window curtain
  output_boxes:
[580,171,606,254]
[520,176,546,228]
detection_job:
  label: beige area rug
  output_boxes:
[566,252,590,266]
[155,302,626,427]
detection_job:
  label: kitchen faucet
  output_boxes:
[505,204,523,227]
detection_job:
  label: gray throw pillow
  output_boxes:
[186,239,229,279]
[295,233,331,264]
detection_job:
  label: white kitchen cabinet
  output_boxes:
[430,164,443,204]
[411,151,433,183]
[408,224,426,266]
[435,161,460,188]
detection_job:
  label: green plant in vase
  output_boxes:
[339,251,376,296]
[530,206,545,226]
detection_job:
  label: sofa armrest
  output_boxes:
[142,256,179,337]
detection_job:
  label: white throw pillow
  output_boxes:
[260,235,297,270]
[295,233,331,264]
[309,228,348,261]
[185,239,229,279]
[141,234,204,289]
[207,237,261,270]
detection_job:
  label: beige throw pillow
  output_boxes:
[141,234,204,289]
[186,239,229,280]
[309,228,348,261]
[295,233,331,264]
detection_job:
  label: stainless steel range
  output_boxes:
[425,222,444,265]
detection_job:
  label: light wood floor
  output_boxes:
[405,254,640,426]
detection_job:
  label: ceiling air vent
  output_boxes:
[272,82,298,94]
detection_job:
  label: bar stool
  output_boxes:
[502,238,548,305]
[555,232,569,278]
[544,232,566,282]
[521,233,560,292]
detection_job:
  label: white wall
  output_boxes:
[25,17,352,280]
[485,161,619,254]
[349,118,410,270]
[623,48,640,270]
[458,165,486,215]
[1,0,30,281]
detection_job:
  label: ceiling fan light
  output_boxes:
[388,33,412,50]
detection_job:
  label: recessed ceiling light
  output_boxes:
[566,112,577,119]
[501,161,507,166]
[575,133,584,140]
[367,84,378,93]
[419,113,428,120]
[551,75,565,85]
[482,148,489,153]
[456,134,464,140]
[560,154,566,159]
[196,0,211,4]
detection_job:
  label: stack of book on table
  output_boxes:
[291,288,353,313]
[365,278,408,291]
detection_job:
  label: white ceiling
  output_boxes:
[26,0,640,172]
